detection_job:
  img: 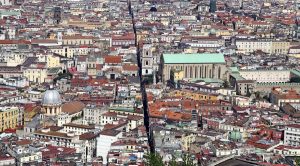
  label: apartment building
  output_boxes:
[34,128,97,162]
[236,39,290,54]
[23,65,48,83]
[0,107,20,132]
[63,123,95,135]
[49,46,94,58]
[36,53,62,68]
[284,124,300,146]
[181,36,225,48]
[62,35,94,45]
[239,70,290,83]
[270,88,300,106]
[96,130,123,165]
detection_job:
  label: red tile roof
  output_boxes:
[0,39,31,44]
[79,132,99,140]
[42,145,76,160]
[104,56,122,64]
[102,112,118,117]
[62,101,85,115]
[122,64,138,71]
[16,139,32,146]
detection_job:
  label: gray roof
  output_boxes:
[25,115,42,128]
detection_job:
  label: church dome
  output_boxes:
[42,89,62,106]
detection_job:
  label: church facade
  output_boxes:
[161,53,228,83]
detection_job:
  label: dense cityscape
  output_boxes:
[0,0,300,165]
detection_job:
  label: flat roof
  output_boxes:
[229,67,239,73]
[230,73,245,81]
[163,53,225,64]
[109,107,135,112]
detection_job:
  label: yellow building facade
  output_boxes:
[236,40,290,54]
[271,41,290,54]
[37,53,61,68]
[216,29,232,37]
[47,55,61,68]
[181,134,196,151]
[23,68,48,83]
[171,69,184,82]
[50,46,92,58]
[137,31,149,43]
[0,107,19,132]
[62,35,94,45]
[170,90,219,101]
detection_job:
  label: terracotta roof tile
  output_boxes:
[62,101,85,115]
[122,64,138,71]
[0,39,31,45]
[104,56,122,64]
[79,132,99,140]
[100,129,121,136]
[16,139,32,146]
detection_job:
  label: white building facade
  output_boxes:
[284,124,300,146]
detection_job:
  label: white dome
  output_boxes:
[42,89,62,106]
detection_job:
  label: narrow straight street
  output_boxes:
[128,0,155,153]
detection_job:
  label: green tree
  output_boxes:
[169,155,177,166]
[223,80,230,88]
[145,153,196,166]
[254,91,261,99]
[144,153,164,166]
[296,157,300,166]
